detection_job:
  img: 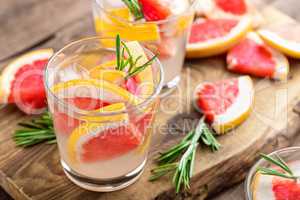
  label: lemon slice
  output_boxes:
[94,8,160,44]
[90,60,117,71]
[51,79,141,106]
[125,41,154,99]
[89,69,126,83]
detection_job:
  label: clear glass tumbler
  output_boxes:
[92,0,196,92]
[45,37,164,192]
[245,147,300,200]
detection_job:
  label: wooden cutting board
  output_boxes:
[1,3,300,200]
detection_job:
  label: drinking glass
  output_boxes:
[45,37,164,191]
[92,0,196,92]
[245,147,300,199]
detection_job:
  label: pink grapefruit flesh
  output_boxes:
[227,38,275,78]
[196,78,239,122]
[215,0,247,15]
[189,19,238,43]
[272,178,300,200]
[8,59,48,113]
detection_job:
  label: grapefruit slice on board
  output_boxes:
[227,32,289,81]
[186,17,252,58]
[258,23,300,59]
[0,49,53,114]
[67,103,150,162]
[194,76,254,134]
[195,0,263,28]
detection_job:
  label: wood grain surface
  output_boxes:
[0,0,300,200]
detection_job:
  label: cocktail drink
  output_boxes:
[246,147,300,200]
[45,37,164,191]
[93,0,196,90]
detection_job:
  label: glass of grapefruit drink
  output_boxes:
[245,147,300,200]
[92,0,196,93]
[45,37,164,191]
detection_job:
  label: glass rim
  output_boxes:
[244,146,300,200]
[94,0,197,25]
[44,36,164,116]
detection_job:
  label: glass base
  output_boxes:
[160,75,180,98]
[61,159,146,192]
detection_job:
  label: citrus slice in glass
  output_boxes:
[51,79,141,106]
[67,103,144,162]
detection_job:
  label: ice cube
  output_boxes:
[57,63,90,82]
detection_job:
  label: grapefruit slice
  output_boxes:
[67,102,137,162]
[258,23,300,59]
[227,32,289,81]
[195,0,263,28]
[138,0,171,21]
[186,17,252,58]
[194,76,254,134]
[53,97,110,136]
[0,49,53,114]
[51,79,141,106]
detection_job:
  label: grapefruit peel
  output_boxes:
[258,29,300,59]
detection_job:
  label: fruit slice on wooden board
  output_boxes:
[227,32,289,81]
[186,17,252,58]
[0,49,53,114]
[258,23,300,59]
[252,163,300,200]
[195,0,263,28]
[194,76,254,134]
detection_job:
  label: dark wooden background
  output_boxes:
[0,0,299,199]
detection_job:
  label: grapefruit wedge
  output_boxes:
[0,49,53,114]
[194,76,254,134]
[186,17,252,58]
[227,32,289,80]
[195,0,263,28]
[67,103,139,163]
[258,23,300,59]
[67,102,154,163]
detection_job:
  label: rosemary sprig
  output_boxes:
[121,0,144,20]
[13,112,56,147]
[257,153,299,181]
[115,34,156,79]
[150,117,220,193]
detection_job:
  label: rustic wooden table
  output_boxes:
[0,0,299,199]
